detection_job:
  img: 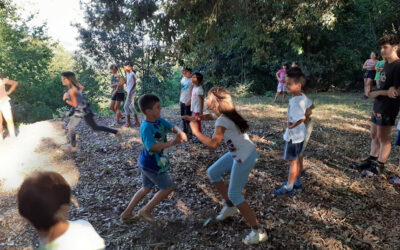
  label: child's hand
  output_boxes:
[181,116,196,121]
[177,131,188,143]
[388,87,399,98]
[305,108,313,118]
[189,120,200,134]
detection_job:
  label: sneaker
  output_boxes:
[389,176,400,184]
[352,157,375,171]
[243,229,268,245]
[273,185,293,195]
[216,205,238,221]
[361,161,384,177]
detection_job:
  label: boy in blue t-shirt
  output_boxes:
[120,94,187,225]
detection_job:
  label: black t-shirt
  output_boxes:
[373,59,400,117]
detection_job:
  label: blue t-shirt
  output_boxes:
[138,118,174,174]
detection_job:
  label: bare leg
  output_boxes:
[237,202,258,227]
[273,91,281,103]
[114,101,122,122]
[298,156,304,173]
[0,112,3,141]
[126,115,131,126]
[366,79,373,96]
[120,187,151,218]
[377,125,392,163]
[213,181,229,201]
[139,186,174,218]
[287,160,299,184]
[282,92,286,104]
[370,122,380,157]
[133,114,140,126]
[2,105,15,137]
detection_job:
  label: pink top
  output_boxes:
[277,69,286,83]
[0,78,9,101]
[366,60,377,68]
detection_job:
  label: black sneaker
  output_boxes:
[352,157,375,171]
[361,161,384,177]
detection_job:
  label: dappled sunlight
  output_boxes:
[175,199,192,216]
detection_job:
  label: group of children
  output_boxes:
[15,63,316,248]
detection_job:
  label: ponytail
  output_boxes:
[223,110,249,133]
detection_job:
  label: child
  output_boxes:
[179,67,193,135]
[120,94,187,225]
[274,67,314,195]
[374,58,385,90]
[190,72,204,142]
[362,52,379,98]
[292,62,299,68]
[273,62,289,104]
[123,61,140,127]
[18,171,105,249]
[109,64,125,125]
[62,71,120,152]
[182,87,267,245]
[0,74,18,140]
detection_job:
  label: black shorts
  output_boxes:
[112,92,125,101]
[370,112,396,126]
[363,70,376,79]
[283,140,304,161]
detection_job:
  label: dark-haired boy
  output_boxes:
[354,34,400,176]
[179,67,193,135]
[120,94,187,224]
[274,68,314,195]
[18,171,105,249]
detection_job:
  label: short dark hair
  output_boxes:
[110,64,118,70]
[124,61,133,67]
[184,67,192,73]
[286,67,306,86]
[192,72,203,84]
[378,34,400,47]
[18,171,71,231]
[139,94,160,114]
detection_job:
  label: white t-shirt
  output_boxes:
[215,114,255,163]
[283,93,313,143]
[397,120,400,130]
[191,86,204,113]
[126,72,136,96]
[41,220,105,250]
[179,77,193,103]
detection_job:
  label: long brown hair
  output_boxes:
[61,71,81,89]
[208,87,249,133]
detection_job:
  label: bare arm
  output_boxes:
[149,126,187,152]
[182,113,215,121]
[368,90,389,99]
[4,79,18,95]
[190,122,225,150]
[64,88,79,108]
[276,72,280,81]
[199,95,204,114]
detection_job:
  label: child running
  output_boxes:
[274,67,314,195]
[123,62,140,127]
[18,171,105,249]
[272,62,289,104]
[0,74,18,140]
[120,94,187,225]
[190,72,204,142]
[182,87,267,245]
[109,64,125,125]
[62,71,120,152]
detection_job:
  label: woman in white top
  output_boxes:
[0,74,18,140]
[182,87,267,245]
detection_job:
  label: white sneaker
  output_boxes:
[243,229,268,245]
[216,205,238,221]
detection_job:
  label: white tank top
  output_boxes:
[0,78,9,101]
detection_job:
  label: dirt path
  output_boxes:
[1,93,400,249]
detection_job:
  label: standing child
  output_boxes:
[109,64,125,125]
[274,67,314,195]
[62,72,120,152]
[190,72,204,142]
[179,67,193,136]
[362,52,378,98]
[273,62,289,104]
[120,94,187,225]
[374,58,385,90]
[0,74,18,140]
[123,61,140,127]
[182,87,267,245]
[18,171,105,249]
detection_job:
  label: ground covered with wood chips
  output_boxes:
[1,93,400,249]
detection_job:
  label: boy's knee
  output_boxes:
[140,187,152,194]
[206,168,219,182]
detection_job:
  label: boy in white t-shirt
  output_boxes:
[18,171,105,250]
[190,72,204,141]
[274,68,315,195]
[179,67,193,135]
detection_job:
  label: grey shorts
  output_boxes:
[141,169,174,190]
[283,140,304,161]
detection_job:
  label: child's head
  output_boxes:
[370,51,377,60]
[18,171,71,231]
[184,67,192,78]
[378,34,400,59]
[191,72,203,86]
[110,64,118,74]
[282,62,290,70]
[123,61,133,72]
[285,67,306,94]
[206,87,249,133]
[61,71,79,89]
[139,94,161,119]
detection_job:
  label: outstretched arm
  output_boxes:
[149,126,187,152]
[4,79,18,95]
[190,122,225,150]
[182,113,215,121]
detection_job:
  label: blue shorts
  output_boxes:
[395,130,400,147]
[283,140,304,161]
[141,169,174,190]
